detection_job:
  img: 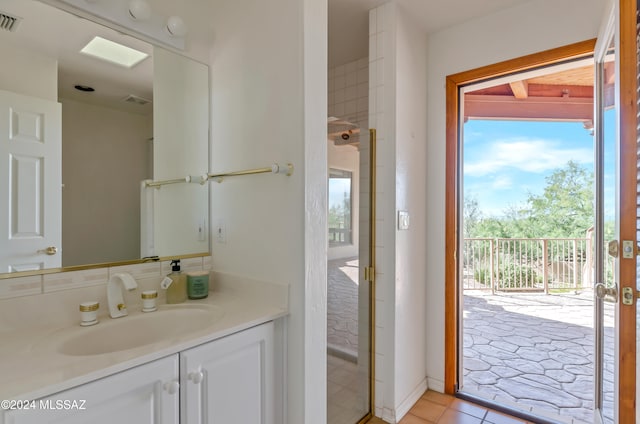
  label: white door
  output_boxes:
[0,89,61,272]
[180,322,274,424]
[1,356,180,424]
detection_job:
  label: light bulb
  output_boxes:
[166,16,187,37]
[128,0,152,21]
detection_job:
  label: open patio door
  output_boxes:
[593,0,637,423]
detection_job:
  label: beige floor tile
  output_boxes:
[421,390,454,407]
[399,413,431,424]
[409,399,447,422]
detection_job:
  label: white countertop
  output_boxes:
[0,274,288,401]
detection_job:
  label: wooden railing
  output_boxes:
[462,237,613,293]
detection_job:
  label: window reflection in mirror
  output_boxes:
[328,168,353,246]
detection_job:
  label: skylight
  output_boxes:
[80,36,149,68]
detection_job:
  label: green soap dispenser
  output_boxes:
[163,259,187,304]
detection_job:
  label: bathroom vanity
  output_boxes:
[0,272,288,424]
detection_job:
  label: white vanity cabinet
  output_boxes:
[2,321,276,424]
[3,356,179,424]
[180,321,274,424]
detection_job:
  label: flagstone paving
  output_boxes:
[327,259,617,424]
[463,291,614,424]
[327,257,360,359]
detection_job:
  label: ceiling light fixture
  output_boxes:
[128,0,151,21]
[80,36,149,68]
[58,0,187,49]
[166,16,187,37]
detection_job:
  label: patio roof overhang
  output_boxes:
[463,63,615,130]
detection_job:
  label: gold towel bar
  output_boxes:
[208,163,294,183]
[144,163,293,188]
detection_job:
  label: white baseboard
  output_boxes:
[380,407,396,424]
[394,378,428,422]
[427,377,444,393]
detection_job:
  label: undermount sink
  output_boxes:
[57,304,224,356]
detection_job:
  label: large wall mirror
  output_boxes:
[0,0,210,277]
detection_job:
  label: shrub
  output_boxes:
[474,268,491,286]
[498,263,538,289]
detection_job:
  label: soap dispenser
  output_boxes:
[162,259,187,304]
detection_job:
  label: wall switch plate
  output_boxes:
[398,210,410,230]
[215,219,226,244]
[198,218,206,241]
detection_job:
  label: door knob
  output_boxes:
[38,246,58,255]
[607,240,618,258]
[595,282,618,303]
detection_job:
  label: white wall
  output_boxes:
[393,4,428,420]
[208,0,327,422]
[0,42,57,102]
[153,47,209,258]
[61,98,152,266]
[424,0,606,390]
[369,3,428,422]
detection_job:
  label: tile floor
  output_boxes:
[328,353,368,424]
[397,390,534,424]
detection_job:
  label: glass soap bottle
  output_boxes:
[163,259,187,304]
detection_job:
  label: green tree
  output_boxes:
[463,196,482,237]
[465,161,594,239]
[518,160,593,238]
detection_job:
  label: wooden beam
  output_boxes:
[464,94,593,121]
[509,80,529,98]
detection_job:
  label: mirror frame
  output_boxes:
[0,1,211,280]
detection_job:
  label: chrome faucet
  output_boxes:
[107,273,138,318]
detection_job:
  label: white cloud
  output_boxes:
[491,175,513,190]
[464,138,593,177]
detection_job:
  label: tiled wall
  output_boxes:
[369,3,394,421]
[328,56,369,133]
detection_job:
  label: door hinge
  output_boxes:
[364,266,375,282]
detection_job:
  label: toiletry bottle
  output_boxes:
[164,260,187,304]
[187,271,209,299]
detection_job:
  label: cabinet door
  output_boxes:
[2,356,179,424]
[181,322,274,424]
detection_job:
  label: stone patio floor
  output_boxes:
[327,257,359,359]
[463,290,614,424]
[326,259,616,424]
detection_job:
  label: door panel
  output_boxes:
[0,89,61,272]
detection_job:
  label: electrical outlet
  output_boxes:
[215,219,226,244]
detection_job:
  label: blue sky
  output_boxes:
[463,114,615,218]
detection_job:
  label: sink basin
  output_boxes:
[57,304,224,356]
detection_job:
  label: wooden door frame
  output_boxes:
[444,38,596,393]
[445,6,638,418]
[616,0,637,421]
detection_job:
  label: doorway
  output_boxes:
[445,9,639,420]
[326,58,375,424]
[459,59,611,422]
